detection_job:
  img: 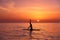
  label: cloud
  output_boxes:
[0,0,17,14]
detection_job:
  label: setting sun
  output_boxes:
[37,20,40,22]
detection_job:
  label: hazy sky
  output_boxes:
[0,0,60,22]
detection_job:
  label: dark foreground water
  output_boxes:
[0,23,60,40]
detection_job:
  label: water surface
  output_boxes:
[0,23,60,40]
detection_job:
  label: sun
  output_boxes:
[37,20,40,22]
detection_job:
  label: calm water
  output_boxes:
[0,23,60,40]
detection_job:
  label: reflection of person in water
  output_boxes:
[28,19,33,30]
[28,19,33,40]
[29,29,32,39]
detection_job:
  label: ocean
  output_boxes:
[0,23,60,40]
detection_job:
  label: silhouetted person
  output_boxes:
[29,19,33,39]
[28,19,33,30]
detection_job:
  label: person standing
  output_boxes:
[28,19,33,30]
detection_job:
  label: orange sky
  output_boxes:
[0,0,60,22]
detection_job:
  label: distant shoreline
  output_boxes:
[0,22,60,23]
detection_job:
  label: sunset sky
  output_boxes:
[0,0,60,22]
